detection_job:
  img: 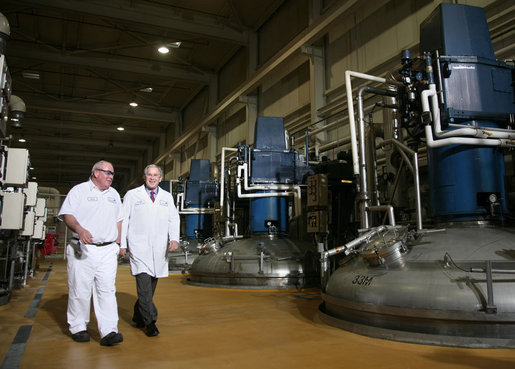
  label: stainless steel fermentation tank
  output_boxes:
[187,117,317,288]
[319,3,515,347]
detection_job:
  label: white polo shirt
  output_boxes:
[59,179,123,243]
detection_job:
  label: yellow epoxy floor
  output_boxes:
[1,258,515,369]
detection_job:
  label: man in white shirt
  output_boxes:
[59,160,124,346]
[120,164,180,337]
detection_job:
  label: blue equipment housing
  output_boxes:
[420,3,514,220]
[244,116,312,234]
[184,159,218,239]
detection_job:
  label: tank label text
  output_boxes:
[352,274,374,286]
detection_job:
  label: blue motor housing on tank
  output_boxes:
[184,159,218,239]
[250,116,311,184]
[245,117,312,234]
[420,3,514,220]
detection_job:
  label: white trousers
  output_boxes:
[66,242,119,338]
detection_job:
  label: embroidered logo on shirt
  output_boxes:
[87,197,98,201]
[107,197,117,204]
[135,200,145,206]
[159,200,168,207]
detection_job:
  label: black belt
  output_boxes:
[72,238,116,246]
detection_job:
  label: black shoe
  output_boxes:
[145,322,159,337]
[71,330,90,342]
[100,331,123,346]
[132,317,145,328]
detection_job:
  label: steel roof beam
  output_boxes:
[8,44,213,84]
[23,118,163,138]
[19,95,178,123]
[10,0,248,44]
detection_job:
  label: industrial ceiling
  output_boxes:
[0,0,284,192]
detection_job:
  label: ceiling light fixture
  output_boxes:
[168,41,181,48]
[129,100,138,107]
[158,46,169,54]
[158,41,181,54]
[22,71,40,79]
[18,138,26,142]
[117,126,125,131]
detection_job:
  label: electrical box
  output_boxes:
[20,210,35,237]
[33,220,45,240]
[35,198,46,217]
[3,148,29,186]
[307,210,327,233]
[307,174,328,207]
[0,192,25,229]
[24,182,38,207]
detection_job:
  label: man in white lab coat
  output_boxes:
[120,164,180,337]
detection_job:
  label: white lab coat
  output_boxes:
[121,185,180,278]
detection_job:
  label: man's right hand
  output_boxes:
[63,215,93,244]
[77,228,93,244]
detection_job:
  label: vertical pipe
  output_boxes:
[23,239,30,286]
[345,71,387,177]
[259,251,264,274]
[485,260,497,313]
[30,240,36,278]
[413,152,423,230]
[434,50,445,106]
[305,130,309,166]
[357,88,369,229]
[220,147,238,237]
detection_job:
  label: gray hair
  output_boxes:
[144,164,163,177]
[91,160,113,176]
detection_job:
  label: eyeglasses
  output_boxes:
[97,169,115,176]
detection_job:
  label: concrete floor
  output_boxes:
[1,258,515,369]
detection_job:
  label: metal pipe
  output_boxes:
[413,152,423,230]
[176,191,216,214]
[323,225,388,259]
[357,85,398,229]
[345,70,388,176]
[485,260,497,314]
[321,225,389,285]
[259,251,264,274]
[220,147,238,209]
[368,205,396,226]
[421,85,515,148]
[220,147,238,237]
[305,130,309,166]
[381,138,423,230]
[369,123,380,206]
[391,141,414,174]
[237,163,302,217]
[357,87,370,229]
[434,50,445,106]
[382,159,404,225]
[23,239,30,286]
[316,136,352,153]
